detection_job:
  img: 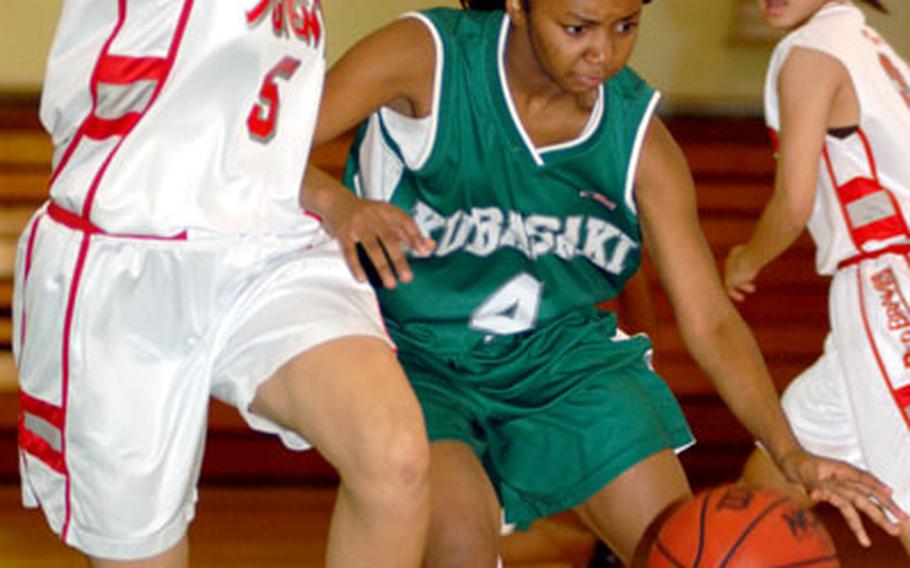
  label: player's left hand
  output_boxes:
[777,449,907,547]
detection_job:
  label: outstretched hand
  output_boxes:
[777,449,907,547]
[322,193,435,289]
[724,245,759,302]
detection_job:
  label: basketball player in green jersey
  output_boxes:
[302,0,906,564]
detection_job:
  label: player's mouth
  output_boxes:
[574,73,604,90]
[762,0,787,19]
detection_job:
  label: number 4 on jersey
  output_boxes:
[469,273,543,335]
[247,56,301,142]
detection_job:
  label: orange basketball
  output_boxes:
[648,484,840,567]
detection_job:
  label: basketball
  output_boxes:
[648,484,840,567]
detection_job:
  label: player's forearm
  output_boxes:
[739,188,809,275]
[299,164,358,226]
[682,308,803,465]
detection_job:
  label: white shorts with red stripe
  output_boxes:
[781,250,910,513]
[13,203,391,560]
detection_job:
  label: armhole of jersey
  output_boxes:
[625,91,661,215]
[384,11,444,172]
[779,39,866,135]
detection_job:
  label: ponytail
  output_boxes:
[862,0,888,13]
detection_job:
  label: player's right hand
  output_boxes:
[724,245,759,302]
[323,193,435,289]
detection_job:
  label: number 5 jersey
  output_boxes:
[41,0,325,236]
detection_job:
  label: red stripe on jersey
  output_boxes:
[47,0,131,189]
[83,114,141,140]
[824,128,910,252]
[95,55,169,84]
[40,0,197,540]
[81,0,196,220]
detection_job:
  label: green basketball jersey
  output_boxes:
[343,8,661,353]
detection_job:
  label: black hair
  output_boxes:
[862,0,888,13]
[459,0,650,10]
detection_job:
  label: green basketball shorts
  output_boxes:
[393,309,695,527]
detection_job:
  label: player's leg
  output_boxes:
[250,336,430,568]
[420,441,502,568]
[573,449,690,566]
[88,538,188,568]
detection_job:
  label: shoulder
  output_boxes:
[772,4,863,67]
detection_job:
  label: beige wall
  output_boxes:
[4,1,909,114]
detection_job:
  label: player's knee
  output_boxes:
[426,522,498,568]
[340,419,430,499]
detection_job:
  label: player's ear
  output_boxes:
[505,0,528,26]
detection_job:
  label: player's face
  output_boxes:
[756,0,837,30]
[518,0,643,95]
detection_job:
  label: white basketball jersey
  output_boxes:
[40,0,326,236]
[764,2,910,275]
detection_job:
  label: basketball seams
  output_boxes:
[718,496,791,568]
[693,488,714,568]
[652,539,688,568]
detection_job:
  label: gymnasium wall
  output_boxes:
[5,1,910,113]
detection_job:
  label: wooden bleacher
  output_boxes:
[0,100,830,489]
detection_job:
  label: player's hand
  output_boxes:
[724,245,759,302]
[322,193,435,288]
[777,449,907,547]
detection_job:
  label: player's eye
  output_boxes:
[615,19,638,34]
[564,24,585,36]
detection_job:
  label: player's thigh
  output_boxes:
[251,336,427,475]
[575,449,690,564]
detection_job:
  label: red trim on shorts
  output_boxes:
[47,202,188,241]
[838,243,910,270]
[59,233,93,541]
[856,267,910,430]
[19,392,67,474]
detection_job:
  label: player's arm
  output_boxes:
[724,48,847,301]
[302,17,436,287]
[634,116,905,546]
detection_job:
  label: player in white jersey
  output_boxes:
[725,0,910,554]
[13,1,431,566]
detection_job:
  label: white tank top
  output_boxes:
[764,2,910,275]
[41,0,326,237]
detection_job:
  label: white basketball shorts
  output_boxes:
[12,202,392,560]
[781,251,910,514]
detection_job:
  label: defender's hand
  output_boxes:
[323,194,435,289]
[778,449,907,547]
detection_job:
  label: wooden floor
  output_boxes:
[1,484,907,567]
